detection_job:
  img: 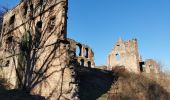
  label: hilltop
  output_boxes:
[77,66,170,100]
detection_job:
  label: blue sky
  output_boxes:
[1,0,170,71]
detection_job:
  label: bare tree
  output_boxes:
[1,1,71,98]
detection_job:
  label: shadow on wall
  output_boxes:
[76,67,116,100]
[0,0,72,99]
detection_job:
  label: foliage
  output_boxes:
[16,31,31,88]
[20,31,31,52]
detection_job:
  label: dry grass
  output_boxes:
[156,72,170,93]
[76,66,170,100]
[106,68,170,100]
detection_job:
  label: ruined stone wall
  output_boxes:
[0,0,79,99]
[141,59,160,80]
[68,38,95,68]
[107,38,160,75]
[1,0,67,49]
[30,41,79,99]
[144,59,160,74]
[107,38,140,73]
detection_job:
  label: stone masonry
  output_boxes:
[107,38,141,73]
[107,38,160,74]
[68,38,95,68]
[144,59,160,74]
[140,59,160,79]
[0,0,94,99]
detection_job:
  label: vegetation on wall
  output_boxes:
[17,31,31,89]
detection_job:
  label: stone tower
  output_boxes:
[107,38,141,73]
[0,0,80,99]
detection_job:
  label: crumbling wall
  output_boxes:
[67,38,95,68]
[0,0,79,99]
[107,38,160,75]
[144,59,160,74]
[107,38,140,73]
[140,59,160,80]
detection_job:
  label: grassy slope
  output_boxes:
[77,67,170,100]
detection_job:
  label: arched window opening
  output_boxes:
[39,0,43,5]
[48,16,56,32]
[30,4,33,11]
[23,4,28,16]
[9,15,15,30]
[6,36,14,50]
[84,48,88,58]
[88,61,91,68]
[80,59,84,66]
[5,60,10,67]
[29,4,33,17]
[36,21,42,34]
[9,15,15,25]
[140,62,145,72]
[76,44,82,56]
[7,36,13,43]
[3,24,6,33]
[116,53,120,61]
[36,21,42,29]
[35,21,42,45]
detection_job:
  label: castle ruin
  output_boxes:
[107,38,160,74]
[0,0,94,99]
[0,0,161,99]
[107,38,141,73]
